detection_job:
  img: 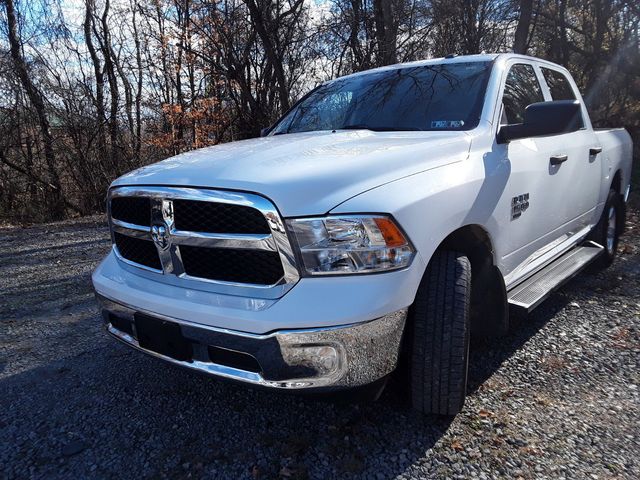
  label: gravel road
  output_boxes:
[1,203,639,479]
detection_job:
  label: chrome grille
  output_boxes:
[111,197,152,226]
[173,199,270,234]
[108,186,299,297]
[180,245,283,284]
[113,232,161,270]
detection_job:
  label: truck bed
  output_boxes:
[594,127,633,198]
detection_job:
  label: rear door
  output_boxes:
[538,65,601,229]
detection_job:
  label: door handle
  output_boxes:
[550,154,568,165]
[589,146,602,155]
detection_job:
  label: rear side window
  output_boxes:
[541,67,576,100]
[501,64,544,124]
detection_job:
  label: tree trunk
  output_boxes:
[84,0,108,173]
[99,0,121,171]
[373,0,397,65]
[244,0,290,111]
[5,0,65,218]
[557,0,569,65]
[513,0,533,54]
[131,0,143,163]
[348,0,365,70]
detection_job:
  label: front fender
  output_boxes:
[330,157,500,299]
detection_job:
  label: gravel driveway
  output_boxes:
[1,204,639,479]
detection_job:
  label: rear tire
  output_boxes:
[409,251,471,416]
[589,189,623,269]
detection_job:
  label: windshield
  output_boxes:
[272,61,493,135]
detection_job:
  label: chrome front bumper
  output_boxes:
[97,295,407,390]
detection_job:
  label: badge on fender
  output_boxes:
[512,193,530,220]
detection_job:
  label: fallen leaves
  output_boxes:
[450,438,464,451]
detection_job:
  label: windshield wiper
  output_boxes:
[339,124,422,132]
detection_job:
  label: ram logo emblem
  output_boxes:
[151,223,170,250]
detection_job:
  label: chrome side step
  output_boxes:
[507,242,604,313]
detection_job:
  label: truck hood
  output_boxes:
[113,130,471,216]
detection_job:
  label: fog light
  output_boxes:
[285,345,340,374]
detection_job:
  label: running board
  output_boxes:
[507,242,604,313]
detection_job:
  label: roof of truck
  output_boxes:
[331,53,553,82]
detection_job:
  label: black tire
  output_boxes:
[588,189,623,268]
[409,250,471,416]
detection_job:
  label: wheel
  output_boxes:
[409,250,471,416]
[589,189,623,268]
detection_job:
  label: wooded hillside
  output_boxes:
[0,0,638,222]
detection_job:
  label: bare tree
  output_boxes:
[4,0,65,218]
[513,0,533,53]
[0,0,638,223]
[373,0,397,65]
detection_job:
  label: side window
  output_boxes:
[501,64,544,125]
[541,67,584,129]
[541,67,576,100]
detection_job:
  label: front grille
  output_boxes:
[114,232,162,270]
[180,245,284,285]
[173,199,269,234]
[108,187,298,294]
[111,197,151,226]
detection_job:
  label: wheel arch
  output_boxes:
[397,223,508,395]
[611,169,622,195]
[610,169,627,232]
[438,224,497,267]
[434,224,508,337]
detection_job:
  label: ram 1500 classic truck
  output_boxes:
[92,53,633,415]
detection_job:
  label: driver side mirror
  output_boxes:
[498,100,583,144]
[260,127,272,137]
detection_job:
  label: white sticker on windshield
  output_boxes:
[431,120,465,129]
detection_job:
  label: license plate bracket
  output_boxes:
[134,314,192,362]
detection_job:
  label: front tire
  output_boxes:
[409,251,471,416]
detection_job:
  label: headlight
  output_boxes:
[286,215,415,275]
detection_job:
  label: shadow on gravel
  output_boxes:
[0,238,109,260]
[467,295,571,395]
[1,288,585,480]
[0,217,107,234]
[2,213,634,479]
[1,273,607,480]
[465,266,612,396]
[0,310,452,479]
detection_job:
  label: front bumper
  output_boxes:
[97,295,407,389]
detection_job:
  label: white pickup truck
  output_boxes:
[92,53,633,415]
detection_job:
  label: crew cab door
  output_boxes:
[538,65,601,229]
[492,61,598,284]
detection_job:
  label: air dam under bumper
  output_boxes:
[97,295,407,389]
